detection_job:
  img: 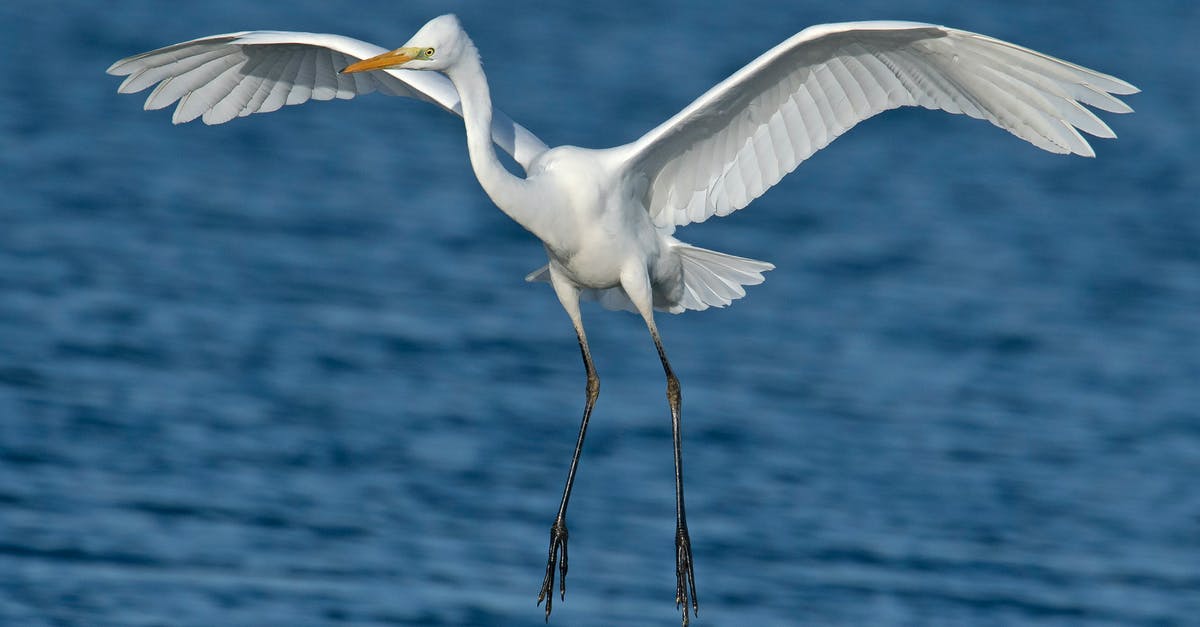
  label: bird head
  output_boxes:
[341,14,467,74]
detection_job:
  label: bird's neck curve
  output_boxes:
[445,40,541,236]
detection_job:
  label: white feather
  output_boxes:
[107,30,548,170]
[623,21,1137,228]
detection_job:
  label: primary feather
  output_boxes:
[624,21,1138,228]
[107,30,548,170]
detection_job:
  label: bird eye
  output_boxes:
[424,47,435,58]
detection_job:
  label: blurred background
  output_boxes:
[1,0,1196,625]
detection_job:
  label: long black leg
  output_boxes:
[649,325,698,626]
[537,322,599,621]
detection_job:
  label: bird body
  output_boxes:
[108,13,1136,626]
[410,25,770,315]
[520,144,692,311]
[516,139,773,313]
[520,146,644,283]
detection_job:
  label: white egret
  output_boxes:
[108,14,1136,625]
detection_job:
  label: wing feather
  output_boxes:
[145,53,238,110]
[239,48,290,117]
[260,50,304,114]
[312,47,339,100]
[108,30,548,170]
[183,61,251,124]
[205,51,272,124]
[120,47,238,94]
[622,21,1136,228]
[285,48,316,105]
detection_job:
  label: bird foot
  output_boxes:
[675,525,699,626]
[536,518,569,621]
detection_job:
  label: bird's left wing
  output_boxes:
[621,21,1137,228]
[107,31,548,170]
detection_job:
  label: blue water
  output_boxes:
[2,1,1197,625]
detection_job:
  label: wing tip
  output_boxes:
[1104,76,1140,96]
[104,51,161,78]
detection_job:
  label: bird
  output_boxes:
[108,13,1136,625]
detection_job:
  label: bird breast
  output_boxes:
[533,148,665,290]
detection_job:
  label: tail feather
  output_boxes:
[673,243,773,312]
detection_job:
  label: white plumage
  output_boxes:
[108,30,546,168]
[108,14,1135,627]
[626,21,1136,228]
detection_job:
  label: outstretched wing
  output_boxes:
[107,31,548,170]
[622,21,1138,228]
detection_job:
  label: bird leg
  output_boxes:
[649,324,699,626]
[537,322,599,621]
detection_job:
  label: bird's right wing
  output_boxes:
[621,21,1138,228]
[107,30,548,171]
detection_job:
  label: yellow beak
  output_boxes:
[341,47,421,73]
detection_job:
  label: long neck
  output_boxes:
[445,43,538,233]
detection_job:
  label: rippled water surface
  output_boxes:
[2,1,1197,625]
